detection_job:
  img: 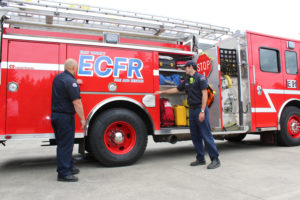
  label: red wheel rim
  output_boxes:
[104,121,136,155]
[287,115,300,139]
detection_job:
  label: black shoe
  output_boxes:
[57,174,78,182]
[190,159,206,166]
[72,167,80,175]
[207,158,221,169]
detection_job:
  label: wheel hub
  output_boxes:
[287,115,300,139]
[104,121,137,155]
[290,121,300,133]
[113,132,125,144]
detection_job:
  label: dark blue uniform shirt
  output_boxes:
[51,70,81,115]
[177,72,208,106]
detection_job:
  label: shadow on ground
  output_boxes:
[0,136,277,172]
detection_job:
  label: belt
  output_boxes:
[189,104,201,109]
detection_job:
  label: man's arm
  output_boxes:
[155,87,179,95]
[199,89,208,122]
[72,99,86,129]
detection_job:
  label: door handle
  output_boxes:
[257,85,262,95]
[8,82,19,92]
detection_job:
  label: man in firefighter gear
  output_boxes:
[51,58,86,182]
[155,60,220,169]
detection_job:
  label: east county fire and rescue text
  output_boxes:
[1,0,300,166]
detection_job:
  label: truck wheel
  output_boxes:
[89,108,147,166]
[279,106,300,146]
[225,134,246,142]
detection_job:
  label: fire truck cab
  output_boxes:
[1,0,300,166]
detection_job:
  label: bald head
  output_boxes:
[64,59,77,75]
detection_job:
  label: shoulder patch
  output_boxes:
[72,82,78,88]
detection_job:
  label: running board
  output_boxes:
[154,126,249,135]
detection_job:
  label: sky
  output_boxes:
[62,0,300,40]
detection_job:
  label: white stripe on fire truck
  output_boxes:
[1,62,64,71]
[252,89,300,113]
[4,132,84,140]
[2,63,164,75]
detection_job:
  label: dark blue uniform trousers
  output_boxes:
[189,107,219,161]
[51,113,75,176]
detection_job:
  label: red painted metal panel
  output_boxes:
[249,32,284,128]
[6,41,59,134]
[0,40,8,136]
[67,45,154,93]
[5,28,190,51]
[77,93,157,132]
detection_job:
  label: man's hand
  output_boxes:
[154,91,163,95]
[77,79,83,85]
[199,112,205,122]
[80,119,86,129]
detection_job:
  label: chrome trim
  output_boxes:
[4,133,84,140]
[212,126,249,135]
[159,68,185,73]
[256,127,277,132]
[236,38,243,125]
[252,65,255,85]
[155,128,190,135]
[155,126,249,135]
[3,34,195,55]
[7,82,18,92]
[142,94,156,107]
[85,96,154,136]
[277,98,300,130]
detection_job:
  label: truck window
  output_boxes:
[259,48,280,73]
[285,51,298,74]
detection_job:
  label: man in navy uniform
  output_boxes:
[51,58,86,182]
[156,60,220,169]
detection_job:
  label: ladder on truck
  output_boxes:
[0,0,232,46]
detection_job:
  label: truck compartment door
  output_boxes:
[250,33,284,128]
[6,41,59,135]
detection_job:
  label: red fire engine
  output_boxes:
[1,0,300,166]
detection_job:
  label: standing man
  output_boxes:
[51,58,86,182]
[156,60,220,169]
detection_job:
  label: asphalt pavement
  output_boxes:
[1,135,300,200]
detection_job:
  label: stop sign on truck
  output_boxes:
[196,54,211,77]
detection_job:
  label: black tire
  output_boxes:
[278,106,300,146]
[225,134,247,142]
[89,108,147,166]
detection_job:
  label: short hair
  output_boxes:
[64,59,77,70]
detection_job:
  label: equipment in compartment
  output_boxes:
[207,85,215,107]
[159,74,181,86]
[173,105,187,126]
[160,98,175,127]
[159,55,176,69]
[219,48,238,76]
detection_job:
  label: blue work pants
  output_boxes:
[51,113,75,176]
[189,107,219,161]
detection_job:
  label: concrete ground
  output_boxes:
[0,135,300,200]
